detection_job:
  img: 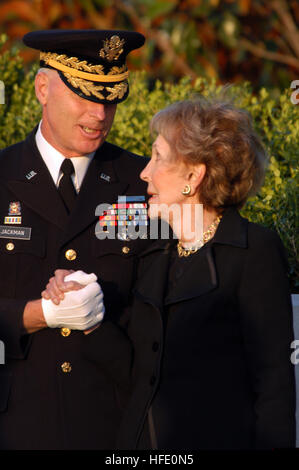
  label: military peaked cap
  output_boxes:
[23,29,145,104]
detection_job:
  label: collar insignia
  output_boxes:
[26,170,37,180]
[100,173,111,182]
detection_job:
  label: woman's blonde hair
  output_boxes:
[150,98,268,210]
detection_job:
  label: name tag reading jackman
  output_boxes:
[0,226,32,240]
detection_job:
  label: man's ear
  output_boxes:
[35,71,50,106]
[187,164,206,195]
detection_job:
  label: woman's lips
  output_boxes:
[148,194,158,203]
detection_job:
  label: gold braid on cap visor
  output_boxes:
[40,51,129,100]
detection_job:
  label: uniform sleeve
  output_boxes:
[82,319,133,388]
[0,298,31,360]
[238,228,296,449]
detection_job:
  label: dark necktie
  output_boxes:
[58,159,77,213]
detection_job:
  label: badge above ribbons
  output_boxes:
[4,201,22,224]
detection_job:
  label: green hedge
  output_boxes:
[0,35,298,291]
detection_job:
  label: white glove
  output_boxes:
[64,270,98,286]
[42,271,105,330]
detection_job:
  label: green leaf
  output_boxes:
[144,0,176,19]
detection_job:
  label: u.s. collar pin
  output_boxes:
[26,170,37,180]
[100,173,111,182]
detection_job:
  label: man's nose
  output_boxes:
[88,102,107,120]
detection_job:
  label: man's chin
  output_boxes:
[76,140,103,156]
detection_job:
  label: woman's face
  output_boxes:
[140,134,189,220]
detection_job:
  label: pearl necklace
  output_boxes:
[177,216,222,257]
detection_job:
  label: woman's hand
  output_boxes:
[41,269,84,305]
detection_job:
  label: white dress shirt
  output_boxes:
[35,121,94,193]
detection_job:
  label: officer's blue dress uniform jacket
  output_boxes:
[0,128,150,449]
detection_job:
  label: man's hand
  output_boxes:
[23,270,86,334]
[23,299,48,334]
[41,270,105,330]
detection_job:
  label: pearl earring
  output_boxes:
[181,184,191,195]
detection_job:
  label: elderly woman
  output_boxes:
[43,99,295,450]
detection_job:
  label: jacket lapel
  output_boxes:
[165,208,248,305]
[134,208,248,308]
[4,130,67,229]
[3,131,131,242]
[166,208,248,304]
[59,143,129,247]
[165,245,218,305]
[133,242,217,308]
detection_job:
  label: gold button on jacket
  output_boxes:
[65,249,77,261]
[122,246,130,254]
[61,362,72,373]
[6,242,15,251]
[61,328,71,337]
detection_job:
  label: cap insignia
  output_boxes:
[99,35,125,62]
